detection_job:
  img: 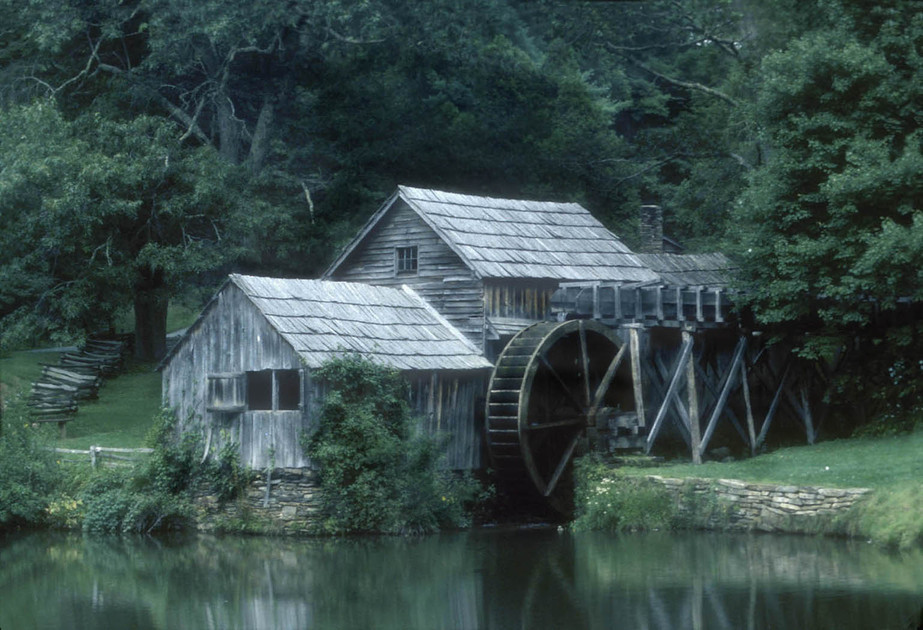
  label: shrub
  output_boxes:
[304,354,479,534]
[0,398,60,529]
[82,409,203,533]
[572,455,675,532]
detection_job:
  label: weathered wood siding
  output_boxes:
[162,283,313,469]
[407,371,489,470]
[329,200,486,348]
[163,282,488,470]
[484,279,558,321]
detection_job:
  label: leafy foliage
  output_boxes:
[0,399,61,529]
[305,354,478,534]
[80,408,249,533]
[572,456,675,533]
[732,1,923,339]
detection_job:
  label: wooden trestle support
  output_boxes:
[485,282,839,511]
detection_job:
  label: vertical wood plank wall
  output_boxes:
[328,200,486,348]
[163,283,488,470]
[162,283,312,469]
[483,280,557,321]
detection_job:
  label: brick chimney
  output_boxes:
[639,204,663,254]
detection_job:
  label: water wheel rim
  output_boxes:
[486,320,625,504]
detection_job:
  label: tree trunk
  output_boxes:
[134,271,169,362]
[247,96,274,173]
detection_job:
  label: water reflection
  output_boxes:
[1,529,921,629]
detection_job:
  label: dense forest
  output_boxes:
[0,0,920,391]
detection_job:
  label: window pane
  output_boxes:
[207,374,245,411]
[396,246,418,273]
[277,370,301,410]
[247,371,273,410]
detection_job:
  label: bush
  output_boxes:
[572,455,675,533]
[304,354,480,534]
[0,398,61,529]
[81,408,214,534]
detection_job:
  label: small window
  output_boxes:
[245,369,301,411]
[277,369,301,410]
[206,374,246,412]
[247,371,273,410]
[396,246,418,274]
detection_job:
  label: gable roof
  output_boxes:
[325,185,660,283]
[634,253,734,287]
[164,275,492,372]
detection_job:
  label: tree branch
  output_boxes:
[97,63,211,144]
[621,55,738,107]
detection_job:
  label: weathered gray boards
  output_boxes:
[164,186,752,503]
[324,186,660,357]
[160,275,491,469]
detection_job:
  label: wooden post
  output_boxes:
[684,329,702,464]
[629,326,646,428]
[801,384,815,445]
[740,360,757,456]
[90,445,98,469]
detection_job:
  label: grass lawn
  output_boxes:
[2,350,162,451]
[57,361,161,449]
[627,431,923,490]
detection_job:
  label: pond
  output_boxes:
[1,529,921,629]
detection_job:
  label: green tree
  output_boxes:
[732,1,922,341]
[0,103,243,358]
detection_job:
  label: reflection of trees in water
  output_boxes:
[2,530,922,629]
[573,531,923,630]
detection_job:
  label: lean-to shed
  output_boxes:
[161,274,493,470]
[324,186,660,355]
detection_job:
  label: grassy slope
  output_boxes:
[613,429,923,548]
[626,431,923,490]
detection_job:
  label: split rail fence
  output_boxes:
[50,446,153,469]
[28,335,131,437]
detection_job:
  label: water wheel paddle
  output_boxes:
[486,320,630,511]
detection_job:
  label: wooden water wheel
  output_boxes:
[486,320,635,511]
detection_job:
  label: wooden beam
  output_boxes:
[800,384,815,445]
[643,357,692,447]
[629,326,646,427]
[741,359,757,455]
[651,353,693,431]
[698,336,747,457]
[685,329,702,464]
[692,343,750,445]
[755,361,791,448]
[646,333,694,453]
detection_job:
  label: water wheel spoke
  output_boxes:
[579,322,591,408]
[543,431,582,497]
[538,354,586,414]
[525,417,585,430]
[587,344,628,420]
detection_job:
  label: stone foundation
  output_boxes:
[193,468,321,535]
[647,475,871,533]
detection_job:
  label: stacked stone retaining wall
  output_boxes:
[647,475,871,533]
[193,468,321,534]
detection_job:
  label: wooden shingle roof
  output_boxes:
[230,275,492,371]
[326,186,660,283]
[634,253,734,287]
